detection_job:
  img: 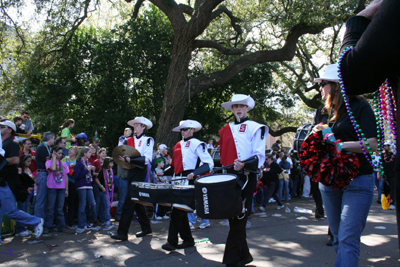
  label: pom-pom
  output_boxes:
[299,131,359,189]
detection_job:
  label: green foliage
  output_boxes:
[19,6,173,149]
[187,60,278,139]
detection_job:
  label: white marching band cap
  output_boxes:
[221,94,255,111]
[127,116,153,130]
[172,120,202,132]
[314,64,339,83]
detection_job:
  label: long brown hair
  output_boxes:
[322,82,365,122]
[61,118,75,129]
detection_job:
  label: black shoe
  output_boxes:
[326,237,333,246]
[162,243,176,251]
[115,217,121,222]
[135,230,152,237]
[176,241,195,249]
[315,213,325,219]
[238,255,253,266]
[377,200,381,204]
[111,234,128,241]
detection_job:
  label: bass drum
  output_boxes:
[194,174,242,219]
[292,123,312,156]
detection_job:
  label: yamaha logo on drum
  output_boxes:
[139,192,150,198]
[202,187,209,214]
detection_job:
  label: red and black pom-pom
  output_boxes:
[299,131,360,189]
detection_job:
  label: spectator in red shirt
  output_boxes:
[20,139,37,173]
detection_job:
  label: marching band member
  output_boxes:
[218,94,268,267]
[111,117,153,241]
[157,120,214,251]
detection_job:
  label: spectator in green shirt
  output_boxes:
[61,119,76,150]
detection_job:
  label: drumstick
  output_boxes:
[212,163,235,173]
[212,156,259,173]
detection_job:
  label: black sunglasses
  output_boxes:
[180,128,190,132]
[0,125,9,129]
[319,81,331,87]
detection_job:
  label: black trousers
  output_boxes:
[166,170,194,246]
[311,180,324,216]
[167,208,193,246]
[117,167,151,236]
[223,170,256,265]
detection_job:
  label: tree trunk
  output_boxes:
[155,35,193,148]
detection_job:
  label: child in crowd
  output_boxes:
[44,146,69,233]
[74,147,97,234]
[154,158,169,220]
[95,157,114,230]
[15,154,37,236]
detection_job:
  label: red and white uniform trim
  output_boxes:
[170,138,214,175]
[219,120,268,168]
[127,135,154,165]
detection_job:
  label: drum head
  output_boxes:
[196,174,237,184]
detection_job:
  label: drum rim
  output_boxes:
[195,174,237,184]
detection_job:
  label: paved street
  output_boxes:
[1,193,399,267]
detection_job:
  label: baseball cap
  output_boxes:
[159,144,168,150]
[0,120,16,131]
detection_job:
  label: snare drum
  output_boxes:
[170,176,189,186]
[131,182,173,206]
[171,185,195,211]
[195,174,242,219]
[292,123,312,155]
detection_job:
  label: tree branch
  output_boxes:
[179,3,194,16]
[0,1,26,49]
[132,0,145,18]
[191,23,327,94]
[293,88,322,109]
[193,40,252,55]
[187,0,224,38]
[148,0,186,32]
[48,0,95,56]
[209,5,242,40]
[269,126,298,137]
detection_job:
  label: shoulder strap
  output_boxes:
[261,126,265,140]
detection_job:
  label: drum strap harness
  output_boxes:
[237,171,249,220]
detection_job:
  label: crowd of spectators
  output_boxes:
[0,116,117,243]
[0,112,395,249]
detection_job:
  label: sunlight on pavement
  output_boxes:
[361,234,395,247]
[296,225,328,235]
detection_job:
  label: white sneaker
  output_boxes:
[258,206,265,211]
[268,198,276,203]
[198,222,210,229]
[276,205,284,210]
[389,204,396,210]
[155,216,163,220]
[76,227,86,234]
[103,224,114,231]
[16,230,32,237]
[189,222,195,230]
[162,215,169,219]
[34,218,44,238]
